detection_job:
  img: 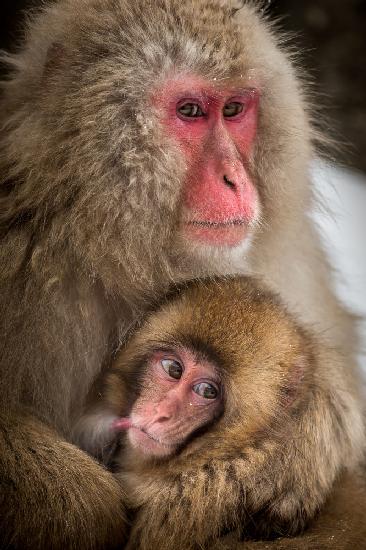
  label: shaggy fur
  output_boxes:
[81,276,363,549]
[213,471,366,549]
[0,0,364,548]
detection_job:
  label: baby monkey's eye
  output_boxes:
[193,382,218,399]
[161,359,183,379]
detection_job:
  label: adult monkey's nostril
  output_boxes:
[223,175,235,189]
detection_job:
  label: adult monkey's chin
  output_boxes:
[183,220,249,247]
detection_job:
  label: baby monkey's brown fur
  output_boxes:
[82,276,356,550]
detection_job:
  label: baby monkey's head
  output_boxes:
[104,276,313,463]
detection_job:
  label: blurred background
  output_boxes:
[1,0,366,366]
[272,0,366,173]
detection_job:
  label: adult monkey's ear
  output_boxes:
[43,42,66,77]
[218,0,245,14]
[222,0,272,17]
[218,0,245,6]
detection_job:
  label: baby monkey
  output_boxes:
[75,277,354,549]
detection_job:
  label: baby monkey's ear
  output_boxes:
[280,353,311,408]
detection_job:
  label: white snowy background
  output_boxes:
[312,161,366,375]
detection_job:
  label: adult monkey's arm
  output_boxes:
[213,471,366,550]
[0,410,127,549]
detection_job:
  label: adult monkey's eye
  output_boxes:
[177,103,205,118]
[223,102,244,117]
[193,382,218,399]
[161,359,183,379]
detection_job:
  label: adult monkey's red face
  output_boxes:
[154,76,260,247]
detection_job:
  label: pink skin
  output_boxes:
[154,76,260,246]
[113,348,222,458]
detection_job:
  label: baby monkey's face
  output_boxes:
[113,347,223,458]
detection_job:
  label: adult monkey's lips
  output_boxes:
[187,218,247,228]
[184,218,248,246]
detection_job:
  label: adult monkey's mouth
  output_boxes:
[183,218,249,246]
[187,218,247,228]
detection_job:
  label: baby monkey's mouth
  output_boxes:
[133,425,175,448]
[112,417,175,449]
